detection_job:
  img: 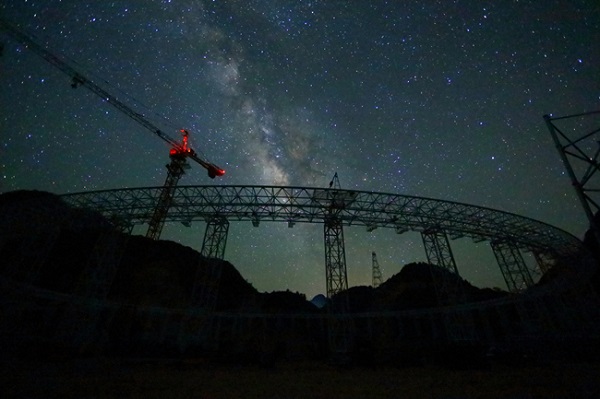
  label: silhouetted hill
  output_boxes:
[259,290,319,314]
[110,235,260,312]
[0,190,261,312]
[332,262,508,313]
[0,190,113,233]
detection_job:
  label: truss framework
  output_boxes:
[61,185,582,259]
[491,241,534,292]
[372,251,383,288]
[200,217,229,259]
[324,217,348,298]
[421,230,464,304]
[544,110,600,240]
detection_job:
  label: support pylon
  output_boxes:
[324,217,348,297]
[544,111,600,246]
[191,219,229,310]
[323,172,347,297]
[491,240,533,293]
[372,251,383,288]
[200,217,229,259]
[323,173,353,361]
[421,229,464,305]
[181,217,230,350]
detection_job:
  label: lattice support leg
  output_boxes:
[421,230,463,305]
[490,241,533,293]
[201,217,229,260]
[323,217,352,360]
[190,218,229,311]
[532,250,555,277]
[324,217,348,298]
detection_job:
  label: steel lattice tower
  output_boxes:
[323,173,348,297]
[544,110,600,244]
[421,229,464,305]
[324,217,348,297]
[372,251,383,288]
[491,240,533,292]
[200,217,229,259]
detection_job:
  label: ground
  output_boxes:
[2,356,600,398]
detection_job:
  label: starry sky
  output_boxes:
[1,0,599,298]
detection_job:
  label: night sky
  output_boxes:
[1,1,599,298]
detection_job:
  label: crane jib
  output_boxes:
[0,17,224,177]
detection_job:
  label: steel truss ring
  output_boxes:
[60,184,582,258]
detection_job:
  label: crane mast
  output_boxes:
[1,18,225,239]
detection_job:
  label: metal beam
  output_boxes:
[544,111,600,244]
[324,217,348,298]
[491,241,533,293]
[200,217,229,260]
[421,230,463,305]
[61,185,582,259]
[372,251,383,288]
[532,250,555,277]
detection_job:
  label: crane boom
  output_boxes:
[0,17,225,178]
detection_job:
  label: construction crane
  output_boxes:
[0,18,225,239]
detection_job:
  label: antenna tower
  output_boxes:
[372,251,383,288]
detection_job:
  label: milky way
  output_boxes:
[1,1,599,297]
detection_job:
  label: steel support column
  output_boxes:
[324,214,352,362]
[491,241,533,293]
[188,217,229,314]
[372,251,383,288]
[200,217,229,260]
[421,230,463,305]
[533,250,555,277]
[181,217,229,349]
[544,111,600,246]
[324,217,348,298]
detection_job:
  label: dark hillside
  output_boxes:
[333,262,508,313]
[0,190,261,312]
[111,235,260,311]
[0,190,112,233]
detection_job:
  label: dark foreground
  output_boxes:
[2,356,600,398]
